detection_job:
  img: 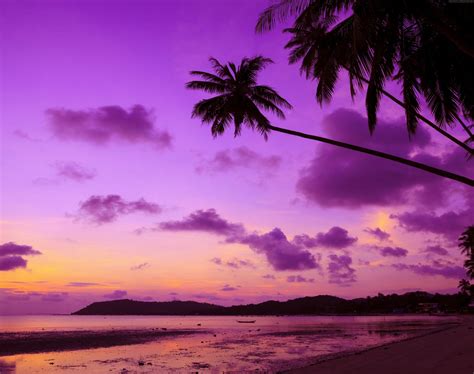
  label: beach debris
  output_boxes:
[138,360,145,366]
[197,323,201,326]
[161,328,167,331]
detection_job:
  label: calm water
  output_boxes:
[0,315,460,373]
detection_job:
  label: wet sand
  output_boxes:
[0,329,203,356]
[288,316,474,374]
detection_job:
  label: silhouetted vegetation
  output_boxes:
[73,292,470,315]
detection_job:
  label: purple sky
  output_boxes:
[0,0,472,314]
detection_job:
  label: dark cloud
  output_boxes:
[103,290,128,299]
[55,161,96,182]
[364,227,390,241]
[161,209,320,271]
[0,242,42,272]
[0,242,42,256]
[41,292,68,302]
[327,254,356,286]
[0,256,27,271]
[130,262,150,271]
[160,209,245,237]
[293,227,357,249]
[378,246,409,257]
[211,257,255,269]
[76,194,161,224]
[47,105,171,149]
[391,209,473,241]
[232,228,320,271]
[196,146,281,174]
[392,261,465,279]
[287,275,314,283]
[423,245,449,256]
[296,109,472,209]
[262,274,276,280]
[221,284,238,292]
[67,282,101,287]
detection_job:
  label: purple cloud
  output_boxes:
[233,228,320,271]
[378,246,408,257]
[293,227,357,249]
[41,292,68,302]
[423,245,449,256]
[392,262,465,279]
[0,242,42,256]
[130,262,150,271]
[0,256,27,271]
[327,254,356,286]
[161,209,320,271]
[0,243,42,272]
[76,194,161,224]
[160,209,245,237]
[67,282,101,287]
[364,227,390,241]
[55,161,96,182]
[210,257,222,265]
[391,209,473,240]
[47,105,171,149]
[196,146,281,174]
[296,109,472,209]
[262,274,276,280]
[103,290,128,299]
[287,275,314,283]
[221,284,238,292]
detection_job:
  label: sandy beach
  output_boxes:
[288,316,474,374]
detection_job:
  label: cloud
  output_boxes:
[392,261,465,279]
[364,227,390,241]
[196,146,281,174]
[55,161,96,182]
[296,109,472,209]
[160,209,245,237]
[41,292,68,302]
[378,246,408,257]
[0,256,27,271]
[0,242,42,256]
[391,209,473,241]
[13,129,39,141]
[130,262,150,271]
[327,254,356,286]
[161,209,320,271]
[232,228,320,271]
[292,227,357,249]
[423,245,449,256]
[262,274,276,280]
[76,194,161,224]
[0,242,42,272]
[103,290,128,299]
[66,282,101,287]
[47,105,172,149]
[211,257,255,269]
[287,275,314,283]
[221,284,238,291]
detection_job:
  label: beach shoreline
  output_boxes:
[286,316,474,374]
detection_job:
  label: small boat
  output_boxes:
[237,320,256,323]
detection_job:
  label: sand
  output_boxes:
[0,328,203,356]
[288,316,474,374]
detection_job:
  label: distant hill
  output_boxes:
[72,292,469,315]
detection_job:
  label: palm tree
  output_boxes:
[459,226,474,279]
[458,279,471,296]
[256,0,474,153]
[186,57,473,186]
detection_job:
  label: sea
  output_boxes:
[0,314,460,373]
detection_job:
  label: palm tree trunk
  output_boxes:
[268,124,474,187]
[350,70,473,155]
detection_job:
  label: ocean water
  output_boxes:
[0,315,460,373]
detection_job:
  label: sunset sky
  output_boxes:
[1,0,472,314]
